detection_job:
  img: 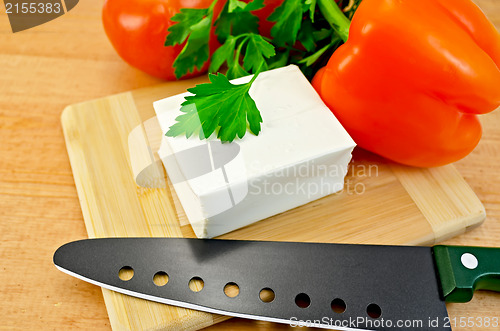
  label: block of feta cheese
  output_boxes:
[153,65,356,238]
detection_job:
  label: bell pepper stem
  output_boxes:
[317,0,351,42]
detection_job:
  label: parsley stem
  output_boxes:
[248,62,264,86]
[233,33,253,42]
[208,0,219,13]
[317,0,351,42]
[235,37,247,61]
[248,71,260,85]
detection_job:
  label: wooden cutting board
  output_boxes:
[61,77,486,331]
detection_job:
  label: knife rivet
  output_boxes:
[461,253,478,270]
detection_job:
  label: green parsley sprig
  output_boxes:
[166,71,262,142]
[165,0,356,142]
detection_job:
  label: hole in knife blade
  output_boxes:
[189,277,204,292]
[295,293,311,308]
[367,303,382,318]
[153,272,169,287]
[331,298,346,313]
[118,266,134,281]
[224,282,240,298]
[259,288,275,303]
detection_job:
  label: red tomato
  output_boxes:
[102,0,222,80]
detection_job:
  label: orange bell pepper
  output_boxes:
[312,0,500,167]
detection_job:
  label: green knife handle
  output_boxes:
[433,245,500,303]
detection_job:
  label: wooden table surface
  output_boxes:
[1,1,499,330]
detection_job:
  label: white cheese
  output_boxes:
[153,65,356,238]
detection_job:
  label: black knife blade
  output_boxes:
[53,238,500,331]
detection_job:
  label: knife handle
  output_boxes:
[433,245,500,303]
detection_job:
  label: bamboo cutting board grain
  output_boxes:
[61,78,486,331]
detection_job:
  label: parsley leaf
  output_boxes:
[266,50,291,69]
[243,34,275,72]
[228,0,247,12]
[165,8,213,78]
[227,0,265,12]
[214,0,263,43]
[226,59,250,80]
[297,19,316,52]
[238,0,265,11]
[165,8,208,45]
[209,34,249,80]
[298,43,331,66]
[215,11,259,42]
[209,33,274,79]
[304,0,317,22]
[268,0,303,47]
[166,73,262,142]
[209,35,238,73]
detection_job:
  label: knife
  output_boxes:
[53,238,500,331]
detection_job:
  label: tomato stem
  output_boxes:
[317,0,351,42]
